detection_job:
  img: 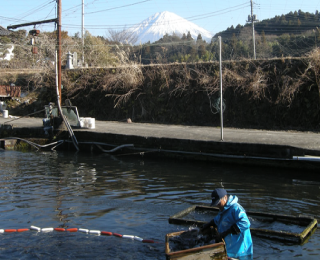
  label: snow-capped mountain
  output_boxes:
[129,11,213,44]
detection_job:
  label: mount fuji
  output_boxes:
[129,11,213,44]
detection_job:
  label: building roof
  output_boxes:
[0,25,11,36]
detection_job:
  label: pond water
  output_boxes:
[0,150,319,259]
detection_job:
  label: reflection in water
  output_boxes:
[0,150,319,259]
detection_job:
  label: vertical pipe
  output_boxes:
[57,0,62,106]
[218,36,223,141]
[55,50,79,151]
[82,0,85,64]
[55,51,59,102]
[251,0,256,60]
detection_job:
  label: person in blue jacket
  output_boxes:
[201,188,253,259]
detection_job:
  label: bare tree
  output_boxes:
[107,29,138,45]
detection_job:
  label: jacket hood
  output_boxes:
[223,195,238,211]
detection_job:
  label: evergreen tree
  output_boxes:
[198,44,206,57]
[261,31,266,44]
[186,31,193,40]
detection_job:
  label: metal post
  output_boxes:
[82,0,85,65]
[218,36,223,141]
[251,0,256,60]
[57,0,62,106]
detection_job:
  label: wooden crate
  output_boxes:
[165,230,228,260]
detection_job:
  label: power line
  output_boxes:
[1,1,56,29]
[61,2,250,31]
[86,0,152,15]
[15,0,55,21]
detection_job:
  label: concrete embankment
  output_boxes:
[1,117,320,171]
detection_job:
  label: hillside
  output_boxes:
[1,10,320,69]
[3,53,320,132]
[215,9,320,38]
[132,9,320,63]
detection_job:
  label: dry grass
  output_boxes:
[104,45,144,108]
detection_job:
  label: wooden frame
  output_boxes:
[168,205,318,244]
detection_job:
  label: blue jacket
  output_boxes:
[213,195,253,259]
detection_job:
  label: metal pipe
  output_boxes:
[82,0,85,65]
[55,50,79,151]
[218,36,223,141]
[129,146,320,163]
[292,156,320,162]
[251,0,256,60]
[7,18,57,30]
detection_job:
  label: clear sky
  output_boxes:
[1,0,320,38]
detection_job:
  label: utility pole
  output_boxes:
[247,0,258,60]
[57,0,62,106]
[82,0,84,62]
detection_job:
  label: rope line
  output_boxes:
[2,109,46,125]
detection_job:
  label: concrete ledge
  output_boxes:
[1,117,320,170]
[73,130,305,158]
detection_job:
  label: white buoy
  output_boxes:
[89,230,101,235]
[134,236,144,242]
[79,228,89,233]
[122,235,135,239]
[42,228,54,232]
[30,226,41,232]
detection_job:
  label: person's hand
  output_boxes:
[200,220,216,234]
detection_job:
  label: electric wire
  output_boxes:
[14,0,56,21]
[3,2,318,35]
[86,0,152,15]
[61,2,251,30]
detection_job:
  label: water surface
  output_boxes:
[0,150,319,259]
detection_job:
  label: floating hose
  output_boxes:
[95,143,133,153]
[64,141,134,153]
[0,225,160,243]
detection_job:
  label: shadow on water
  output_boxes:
[0,150,319,259]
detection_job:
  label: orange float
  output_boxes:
[67,228,78,232]
[54,228,66,232]
[17,229,29,232]
[101,231,113,236]
[5,229,17,233]
[142,239,155,243]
